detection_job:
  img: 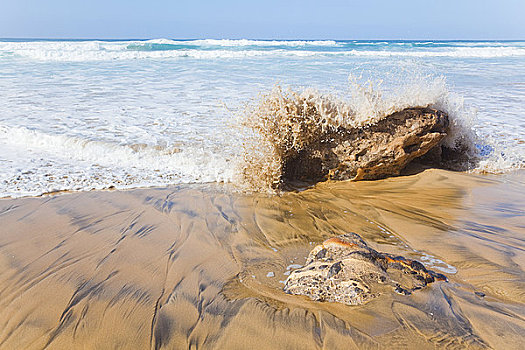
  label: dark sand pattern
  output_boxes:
[0,169,524,349]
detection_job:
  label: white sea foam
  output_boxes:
[0,125,235,197]
[1,40,524,62]
[343,47,525,58]
[158,39,339,47]
[418,252,457,274]
[1,124,181,170]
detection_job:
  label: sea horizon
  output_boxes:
[2,37,525,41]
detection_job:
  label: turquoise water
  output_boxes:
[0,39,523,197]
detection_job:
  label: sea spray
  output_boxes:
[239,74,481,192]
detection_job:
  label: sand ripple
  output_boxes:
[0,169,524,349]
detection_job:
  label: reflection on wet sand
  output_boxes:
[0,169,524,349]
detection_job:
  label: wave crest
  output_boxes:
[1,40,524,61]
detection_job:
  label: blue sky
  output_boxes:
[1,0,523,39]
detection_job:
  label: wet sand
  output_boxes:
[0,169,524,349]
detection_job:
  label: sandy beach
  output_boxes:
[1,1,524,348]
[1,168,524,349]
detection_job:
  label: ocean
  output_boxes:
[0,39,524,197]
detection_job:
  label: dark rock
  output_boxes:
[283,233,447,305]
[474,291,486,298]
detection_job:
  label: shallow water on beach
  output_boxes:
[0,169,524,349]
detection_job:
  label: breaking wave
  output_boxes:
[0,125,234,197]
[1,39,524,61]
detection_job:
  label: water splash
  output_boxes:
[239,73,482,192]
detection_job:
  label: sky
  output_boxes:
[0,0,524,40]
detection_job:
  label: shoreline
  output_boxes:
[0,168,524,348]
[2,167,524,201]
